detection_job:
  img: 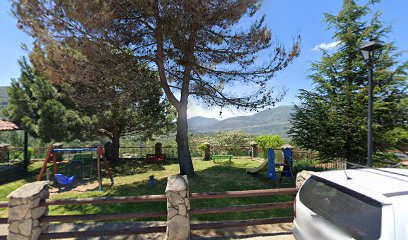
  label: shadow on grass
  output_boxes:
[50,161,295,222]
[111,158,179,177]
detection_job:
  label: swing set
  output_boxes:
[37,144,114,191]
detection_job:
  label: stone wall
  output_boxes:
[165,175,190,240]
[7,181,49,240]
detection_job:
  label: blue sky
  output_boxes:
[1,0,407,119]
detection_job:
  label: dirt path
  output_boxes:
[1,222,294,239]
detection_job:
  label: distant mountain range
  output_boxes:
[0,85,294,137]
[188,105,294,138]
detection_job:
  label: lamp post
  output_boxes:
[360,40,383,167]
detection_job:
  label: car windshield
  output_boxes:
[299,176,382,240]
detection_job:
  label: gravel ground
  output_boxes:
[1,222,294,239]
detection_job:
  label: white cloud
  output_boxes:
[312,41,341,51]
[187,100,252,120]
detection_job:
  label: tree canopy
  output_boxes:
[12,0,300,176]
[30,41,175,161]
[4,58,88,142]
[289,0,408,164]
[5,54,175,161]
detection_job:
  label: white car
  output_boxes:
[293,168,408,240]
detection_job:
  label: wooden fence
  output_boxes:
[0,188,297,239]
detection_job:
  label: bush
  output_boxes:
[292,160,325,176]
[216,130,252,146]
[197,143,209,152]
[255,135,285,157]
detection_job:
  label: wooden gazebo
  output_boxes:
[0,120,29,163]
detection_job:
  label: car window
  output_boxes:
[299,176,382,240]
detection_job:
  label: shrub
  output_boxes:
[255,135,285,157]
[197,143,209,152]
[292,160,326,176]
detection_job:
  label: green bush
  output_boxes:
[197,143,209,152]
[292,160,325,176]
[255,135,285,157]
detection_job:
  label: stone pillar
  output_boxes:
[166,175,190,240]
[203,143,211,161]
[296,171,313,189]
[155,142,163,155]
[7,181,49,240]
[250,142,259,158]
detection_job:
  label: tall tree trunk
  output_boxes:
[111,132,120,163]
[176,104,195,177]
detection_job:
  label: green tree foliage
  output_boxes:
[12,0,300,176]
[5,56,175,162]
[4,58,87,142]
[255,134,286,157]
[216,130,252,146]
[289,0,408,164]
[29,43,175,162]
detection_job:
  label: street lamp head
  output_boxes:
[360,40,383,62]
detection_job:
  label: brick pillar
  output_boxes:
[166,175,190,240]
[7,181,49,240]
[155,142,163,155]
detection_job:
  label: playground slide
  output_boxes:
[246,159,268,174]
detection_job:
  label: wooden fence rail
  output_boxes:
[190,217,294,230]
[191,188,297,199]
[39,211,167,223]
[42,194,167,206]
[190,202,293,215]
[0,187,297,239]
[0,188,297,208]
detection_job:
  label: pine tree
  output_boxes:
[5,56,175,162]
[4,58,87,142]
[12,0,300,176]
[29,42,175,162]
[289,0,407,164]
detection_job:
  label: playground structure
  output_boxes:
[246,147,295,185]
[37,144,114,191]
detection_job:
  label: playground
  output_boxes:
[0,151,302,219]
[0,144,337,239]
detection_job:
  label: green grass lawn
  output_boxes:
[0,158,295,221]
[0,162,45,201]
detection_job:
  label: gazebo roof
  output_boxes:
[0,120,20,131]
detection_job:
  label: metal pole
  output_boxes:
[367,66,374,167]
[23,130,29,169]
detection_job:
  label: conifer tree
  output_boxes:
[289,0,407,164]
[4,58,87,142]
[12,0,300,176]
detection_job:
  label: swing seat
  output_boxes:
[55,174,75,185]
